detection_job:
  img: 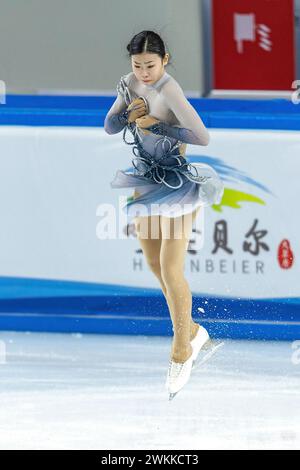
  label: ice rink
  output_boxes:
[0,330,299,450]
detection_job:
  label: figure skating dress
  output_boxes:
[104,71,224,220]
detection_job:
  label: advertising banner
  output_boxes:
[212,0,296,91]
[0,125,299,338]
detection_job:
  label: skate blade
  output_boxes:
[191,338,213,368]
[193,340,224,368]
[169,391,178,401]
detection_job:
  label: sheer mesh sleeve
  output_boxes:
[150,78,210,146]
[104,73,132,135]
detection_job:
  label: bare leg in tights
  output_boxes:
[134,205,201,363]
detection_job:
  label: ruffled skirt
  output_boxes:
[110,158,224,221]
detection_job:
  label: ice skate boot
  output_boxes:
[165,352,194,401]
[190,324,210,367]
[191,324,224,368]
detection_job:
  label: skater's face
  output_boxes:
[131,52,169,86]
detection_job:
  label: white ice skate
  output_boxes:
[191,324,224,368]
[165,326,209,390]
[165,352,194,401]
[190,324,210,366]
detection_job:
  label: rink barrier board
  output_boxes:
[0,96,299,339]
[0,314,299,341]
[0,94,299,130]
[0,277,299,340]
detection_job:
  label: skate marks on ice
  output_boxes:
[1,332,300,449]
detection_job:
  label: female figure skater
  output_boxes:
[104,31,224,400]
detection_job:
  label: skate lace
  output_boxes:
[168,359,186,381]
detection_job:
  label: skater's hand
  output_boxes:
[127,98,148,123]
[135,115,160,135]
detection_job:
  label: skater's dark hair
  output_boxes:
[126,30,172,66]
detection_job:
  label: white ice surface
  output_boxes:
[0,330,299,450]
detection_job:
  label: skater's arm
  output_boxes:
[104,99,129,134]
[104,73,133,135]
[147,80,210,146]
[104,94,129,135]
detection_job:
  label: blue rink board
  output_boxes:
[0,94,300,130]
[0,95,299,339]
[0,277,299,340]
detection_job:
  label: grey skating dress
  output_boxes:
[104,71,224,220]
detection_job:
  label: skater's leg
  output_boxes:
[134,214,169,297]
[133,191,168,296]
[134,212,200,341]
[160,207,201,363]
